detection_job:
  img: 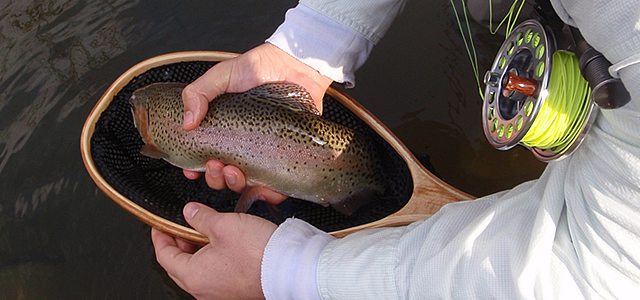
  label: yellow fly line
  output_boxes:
[450,0,528,99]
[451,1,592,152]
[521,51,591,150]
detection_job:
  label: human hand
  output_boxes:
[182,42,332,131]
[183,160,289,206]
[182,43,332,204]
[152,202,278,300]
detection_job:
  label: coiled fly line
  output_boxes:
[520,51,591,150]
[450,0,594,160]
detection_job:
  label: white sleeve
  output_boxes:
[261,218,335,300]
[266,4,374,88]
[300,0,407,44]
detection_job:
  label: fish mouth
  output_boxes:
[129,94,140,130]
[129,94,151,145]
[128,94,135,115]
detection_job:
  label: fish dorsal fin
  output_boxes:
[248,83,321,116]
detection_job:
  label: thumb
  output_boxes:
[183,202,277,245]
[181,61,232,131]
[183,202,223,239]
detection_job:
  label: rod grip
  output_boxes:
[571,27,630,109]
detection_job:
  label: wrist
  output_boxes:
[266,4,374,88]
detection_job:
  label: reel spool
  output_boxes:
[482,19,598,161]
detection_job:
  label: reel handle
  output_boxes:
[570,27,631,109]
[504,72,539,97]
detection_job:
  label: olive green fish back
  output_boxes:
[91,61,416,232]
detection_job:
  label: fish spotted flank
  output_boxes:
[130,82,385,215]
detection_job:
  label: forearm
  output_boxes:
[266,4,373,88]
[266,0,406,88]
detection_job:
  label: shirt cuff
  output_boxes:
[261,218,336,300]
[266,4,374,88]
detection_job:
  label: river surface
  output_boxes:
[0,0,545,298]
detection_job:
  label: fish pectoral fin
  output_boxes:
[140,144,169,159]
[235,186,286,223]
[234,186,268,213]
[250,83,321,116]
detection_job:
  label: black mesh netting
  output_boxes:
[90,61,414,232]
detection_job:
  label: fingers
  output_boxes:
[204,160,246,193]
[183,160,247,194]
[151,227,178,251]
[151,228,194,284]
[151,229,196,262]
[182,60,233,131]
[175,237,198,254]
[259,188,289,206]
[203,160,288,205]
[182,43,332,129]
[182,169,201,180]
[151,203,278,299]
[177,203,275,299]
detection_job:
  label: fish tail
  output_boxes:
[265,203,284,223]
[331,188,380,216]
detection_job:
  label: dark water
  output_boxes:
[0,0,544,298]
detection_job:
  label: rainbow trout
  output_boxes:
[129,82,385,215]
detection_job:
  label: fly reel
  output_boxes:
[482,19,597,161]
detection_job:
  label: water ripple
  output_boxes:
[0,0,139,176]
